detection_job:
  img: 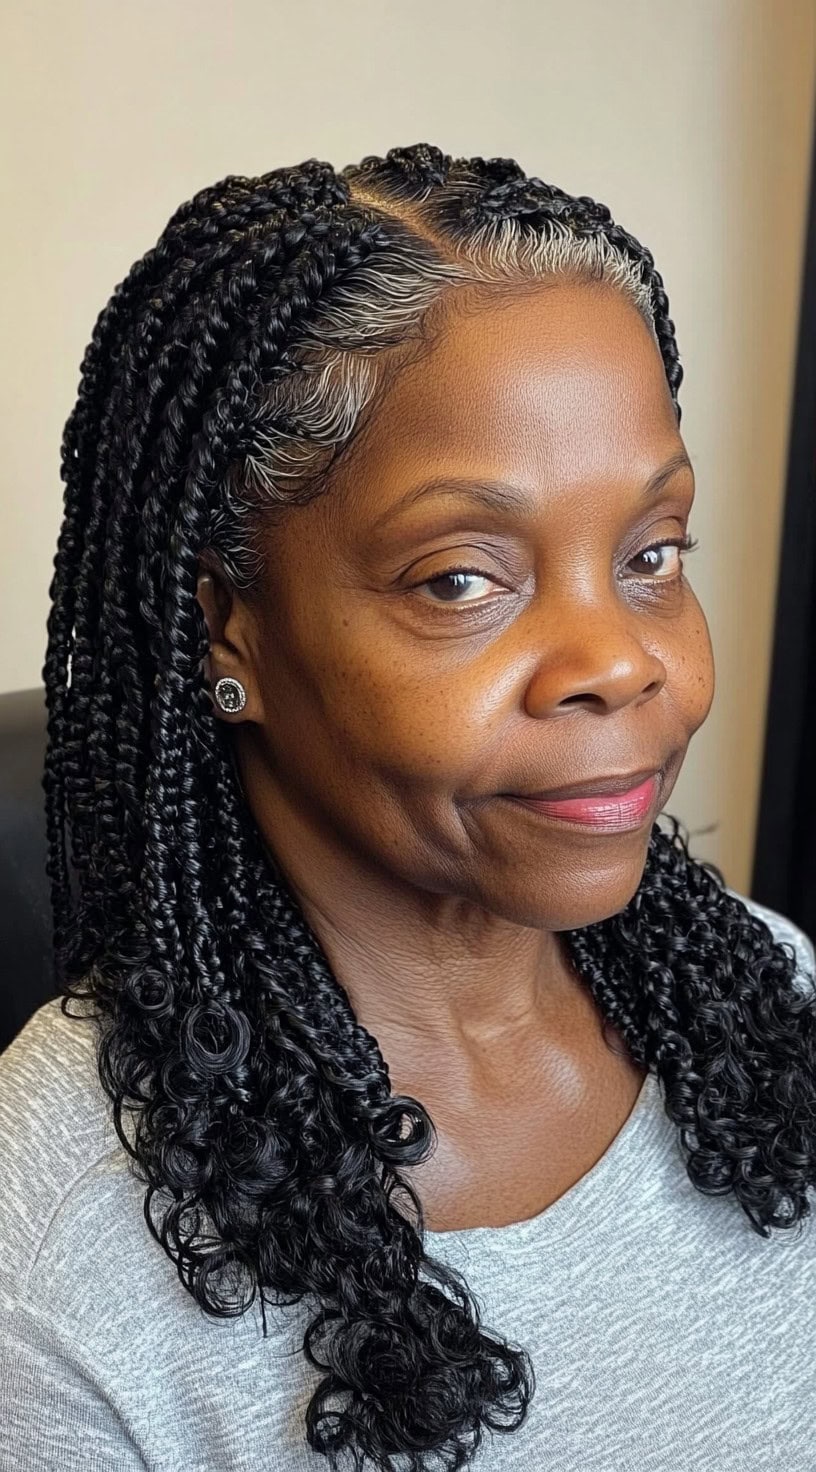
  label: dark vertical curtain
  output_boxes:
[751,118,816,940]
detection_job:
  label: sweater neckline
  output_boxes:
[422,1067,674,1255]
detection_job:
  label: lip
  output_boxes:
[501,772,662,832]
[504,767,662,801]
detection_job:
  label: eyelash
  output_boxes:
[415,535,700,608]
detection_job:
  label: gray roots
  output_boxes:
[210,216,658,591]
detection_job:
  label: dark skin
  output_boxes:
[196,280,715,1231]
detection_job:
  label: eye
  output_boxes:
[414,567,503,605]
[411,535,700,611]
[627,535,699,580]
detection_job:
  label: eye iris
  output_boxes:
[637,544,676,574]
[434,572,477,601]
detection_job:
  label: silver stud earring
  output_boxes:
[213,676,247,714]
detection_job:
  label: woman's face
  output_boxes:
[216,279,715,933]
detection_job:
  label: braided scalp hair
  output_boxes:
[44,144,816,1470]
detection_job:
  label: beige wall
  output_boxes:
[2,0,814,894]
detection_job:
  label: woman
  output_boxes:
[1,143,815,1472]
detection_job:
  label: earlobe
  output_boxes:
[195,556,260,723]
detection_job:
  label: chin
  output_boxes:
[487,849,650,932]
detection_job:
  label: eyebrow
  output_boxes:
[372,449,694,531]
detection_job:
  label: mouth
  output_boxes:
[499,769,663,832]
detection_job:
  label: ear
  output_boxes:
[195,549,260,722]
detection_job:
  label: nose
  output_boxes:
[522,602,667,718]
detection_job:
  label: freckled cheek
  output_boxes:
[320,644,491,782]
[665,606,716,733]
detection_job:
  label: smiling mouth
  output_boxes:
[500,772,662,832]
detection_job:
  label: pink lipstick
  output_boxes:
[503,773,660,831]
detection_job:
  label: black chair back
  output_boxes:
[0,687,60,1051]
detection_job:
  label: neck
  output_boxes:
[247,772,582,1056]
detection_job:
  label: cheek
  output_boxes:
[666,598,716,732]
[317,639,494,785]
[276,581,502,790]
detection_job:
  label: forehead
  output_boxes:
[332,279,681,514]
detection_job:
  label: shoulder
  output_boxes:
[725,887,816,994]
[0,998,124,1306]
[0,999,266,1401]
